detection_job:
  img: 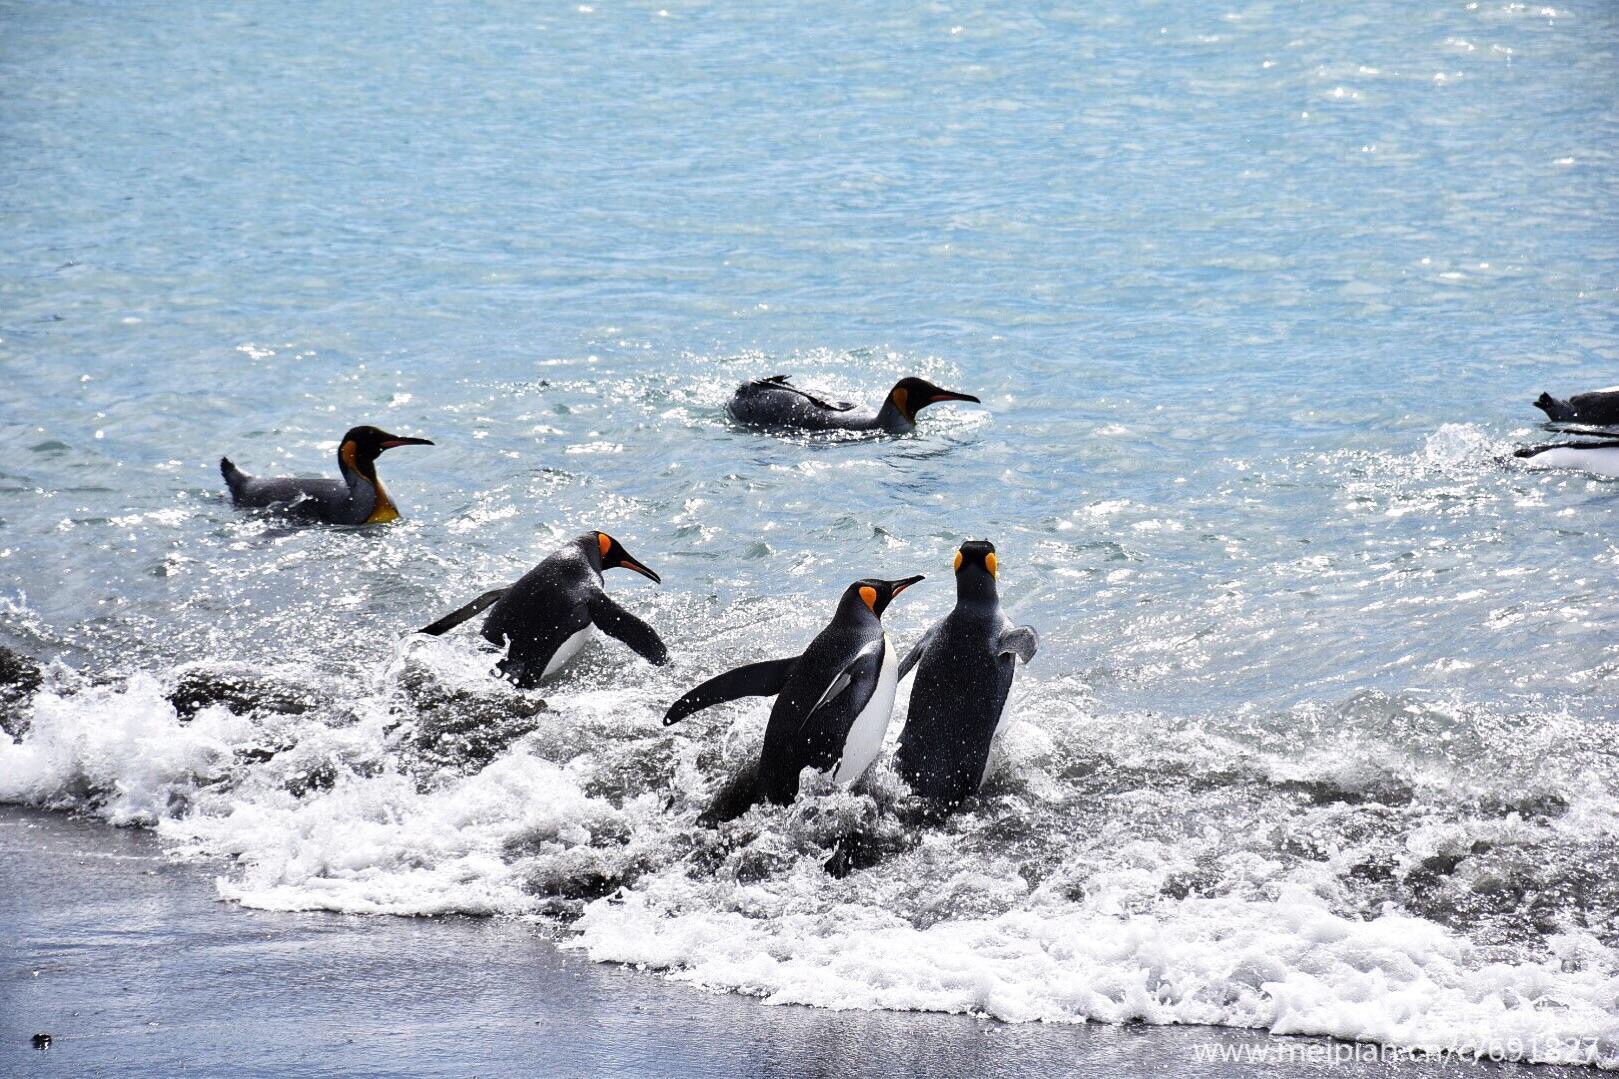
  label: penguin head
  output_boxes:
[338,426,434,478]
[887,378,981,423]
[953,539,999,601]
[590,531,662,583]
[843,575,924,619]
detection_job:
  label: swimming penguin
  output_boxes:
[727,375,980,434]
[220,426,433,525]
[1533,388,1619,426]
[418,531,668,687]
[663,575,924,817]
[893,540,1038,807]
[1513,440,1619,478]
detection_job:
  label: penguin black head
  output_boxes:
[339,426,434,477]
[591,531,662,583]
[844,575,924,618]
[887,378,981,423]
[953,539,999,600]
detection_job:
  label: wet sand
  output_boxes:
[0,807,1594,1077]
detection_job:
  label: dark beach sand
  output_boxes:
[0,807,1594,1077]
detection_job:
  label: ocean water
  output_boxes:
[3,0,1618,1067]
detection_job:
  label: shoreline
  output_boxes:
[0,806,1597,1077]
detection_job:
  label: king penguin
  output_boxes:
[1533,388,1619,426]
[418,531,668,687]
[220,425,433,525]
[1513,439,1619,478]
[727,375,980,434]
[893,540,1038,807]
[663,575,924,818]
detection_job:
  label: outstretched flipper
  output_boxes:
[586,591,669,666]
[1515,438,1619,458]
[897,624,941,681]
[998,625,1039,663]
[664,657,798,726]
[418,588,510,636]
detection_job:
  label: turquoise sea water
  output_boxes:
[3,0,1619,1065]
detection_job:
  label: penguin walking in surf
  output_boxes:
[727,375,980,435]
[1513,439,1619,478]
[663,575,924,819]
[893,540,1038,807]
[418,531,668,687]
[1533,387,1619,427]
[220,425,433,525]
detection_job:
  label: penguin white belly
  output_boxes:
[1525,446,1619,477]
[833,635,898,785]
[541,624,595,679]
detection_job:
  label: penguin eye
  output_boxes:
[598,533,613,559]
[953,551,963,572]
[859,585,878,611]
[985,553,998,577]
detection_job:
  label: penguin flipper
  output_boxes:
[757,374,855,412]
[587,592,668,666]
[664,657,799,726]
[897,624,941,681]
[798,639,883,735]
[998,625,1039,664]
[418,588,510,636]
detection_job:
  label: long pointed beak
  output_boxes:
[928,390,980,405]
[888,574,925,596]
[618,556,662,584]
[379,436,434,449]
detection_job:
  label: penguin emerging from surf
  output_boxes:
[893,540,1038,808]
[1513,439,1619,478]
[663,575,924,819]
[1533,388,1619,427]
[220,425,433,525]
[727,375,980,435]
[418,531,668,687]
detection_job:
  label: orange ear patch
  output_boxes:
[892,387,909,416]
[986,552,998,577]
[598,533,613,558]
[859,585,878,611]
[339,441,358,471]
[953,551,963,572]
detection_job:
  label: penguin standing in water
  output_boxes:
[418,531,668,687]
[1533,388,1619,426]
[727,375,980,435]
[663,575,924,818]
[220,426,433,525]
[894,540,1038,807]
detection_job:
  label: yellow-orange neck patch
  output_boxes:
[953,551,963,572]
[366,484,399,524]
[859,585,878,611]
[891,387,910,420]
[985,552,998,577]
[598,532,613,559]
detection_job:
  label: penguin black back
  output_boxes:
[1533,388,1619,427]
[894,540,1038,807]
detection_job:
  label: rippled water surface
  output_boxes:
[3,0,1618,1067]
